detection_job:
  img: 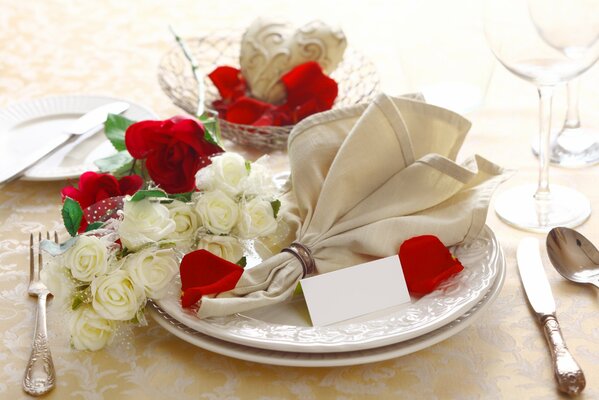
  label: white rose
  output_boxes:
[196,235,244,264]
[91,270,144,321]
[69,304,116,351]
[241,157,277,198]
[165,200,199,244]
[40,258,75,306]
[207,153,249,196]
[118,198,176,251]
[194,190,239,235]
[124,248,178,299]
[236,197,278,239]
[63,236,109,282]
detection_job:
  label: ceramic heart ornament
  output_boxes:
[240,18,347,104]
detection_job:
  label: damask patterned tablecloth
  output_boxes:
[1,1,599,399]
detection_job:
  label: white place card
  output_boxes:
[300,255,411,327]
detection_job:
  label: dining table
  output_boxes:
[1,0,599,399]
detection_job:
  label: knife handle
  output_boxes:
[541,315,585,396]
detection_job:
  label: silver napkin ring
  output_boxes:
[281,242,316,278]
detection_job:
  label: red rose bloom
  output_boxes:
[61,171,143,232]
[125,116,224,194]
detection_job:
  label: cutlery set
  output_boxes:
[516,226,599,396]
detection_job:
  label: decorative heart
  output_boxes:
[240,18,347,104]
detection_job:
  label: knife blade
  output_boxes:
[517,237,585,396]
[0,101,129,185]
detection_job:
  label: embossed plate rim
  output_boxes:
[149,250,505,367]
[155,225,502,353]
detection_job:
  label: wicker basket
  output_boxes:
[158,33,380,150]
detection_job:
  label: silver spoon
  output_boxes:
[546,227,599,289]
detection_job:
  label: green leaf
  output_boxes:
[199,114,221,146]
[168,191,193,202]
[293,282,303,296]
[130,189,168,202]
[270,199,281,219]
[245,160,251,172]
[94,151,134,174]
[105,113,135,152]
[236,257,247,268]
[71,296,84,311]
[71,286,90,310]
[84,221,104,232]
[62,197,83,237]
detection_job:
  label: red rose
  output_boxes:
[61,171,143,232]
[125,116,224,193]
[208,61,338,127]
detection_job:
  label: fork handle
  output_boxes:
[23,293,56,396]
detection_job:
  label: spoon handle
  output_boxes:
[542,315,585,395]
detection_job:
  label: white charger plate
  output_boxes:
[0,95,157,181]
[155,226,502,353]
[149,250,505,367]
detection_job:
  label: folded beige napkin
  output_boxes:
[197,93,509,318]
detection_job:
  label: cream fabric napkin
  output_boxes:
[197,93,509,318]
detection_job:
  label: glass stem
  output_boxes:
[564,78,581,130]
[535,86,554,201]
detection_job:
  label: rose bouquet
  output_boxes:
[42,113,285,351]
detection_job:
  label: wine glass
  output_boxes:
[528,1,599,167]
[484,0,599,232]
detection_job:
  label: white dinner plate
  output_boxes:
[0,95,157,181]
[155,226,502,353]
[149,249,505,367]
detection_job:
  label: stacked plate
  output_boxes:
[150,226,505,367]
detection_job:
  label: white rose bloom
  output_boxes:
[236,197,278,239]
[195,165,215,192]
[196,235,244,264]
[118,198,176,251]
[124,248,178,299]
[241,157,277,198]
[194,190,239,235]
[63,236,109,282]
[166,200,199,244]
[69,304,115,351]
[91,270,144,321]
[209,152,249,196]
[40,258,75,306]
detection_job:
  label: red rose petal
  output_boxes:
[208,66,246,102]
[180,249,244,308]
[225,96,277,125]
[118,174,143,195]
[399,235,464,296]
[280,61,338,123]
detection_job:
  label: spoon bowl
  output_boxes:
[546,227,599,289]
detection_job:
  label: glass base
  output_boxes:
[494,184,591,233]
[531,126,599,168]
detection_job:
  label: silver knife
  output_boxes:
[0,101,129,184]
[516,237,586,396]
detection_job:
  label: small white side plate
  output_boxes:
[0,95,157,181]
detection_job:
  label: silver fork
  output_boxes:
[23,232,57,396]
